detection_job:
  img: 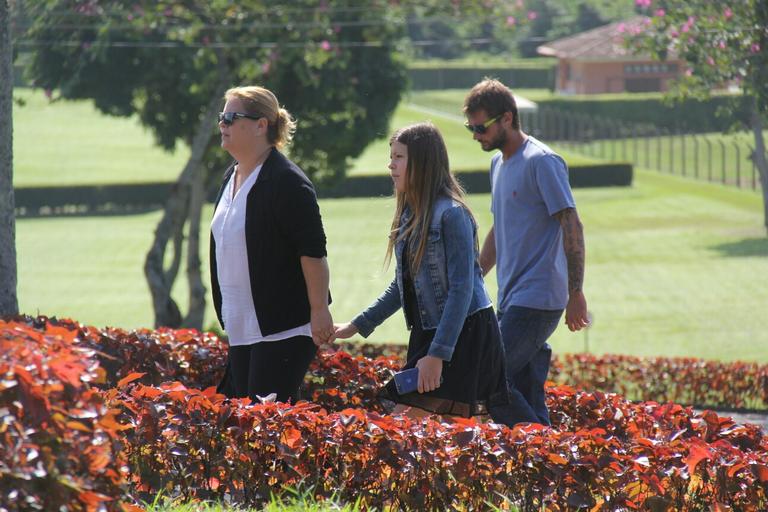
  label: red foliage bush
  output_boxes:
[303,350,400,413]
[550,353,768,411]
[2,316,768,511]
[11,315,228,390]
[0,320,138,512]
[110,380,768,511]
[336,343,768,411]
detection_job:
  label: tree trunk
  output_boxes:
[0,0,18,317]
[749,98,768,236]
[144,79,228,328]
[182,162,207,329]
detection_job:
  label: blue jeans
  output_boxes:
[495,306,562,426]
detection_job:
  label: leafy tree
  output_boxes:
[633,0,768,234]
[0,0,18,317]
[20,0,515,328]
[22,0,409,328]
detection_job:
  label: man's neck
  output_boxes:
[501,130,528,161]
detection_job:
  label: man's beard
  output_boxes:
[482,129,507,152]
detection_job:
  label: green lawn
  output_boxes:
[13,88,190,186]
[13,86,593,186]
[16,169,768,362]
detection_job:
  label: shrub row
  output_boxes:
[408,66,554,90]
[10,316,768,412]
[549,353,768,412]
[338,342,768,412]
[535,93,751,134]
[14,161,630,217]
[112,377,768,511]
[3,317,768,511]
[0,320,140,512]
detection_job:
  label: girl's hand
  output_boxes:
[330,322,359,342]
[416,355,443,393]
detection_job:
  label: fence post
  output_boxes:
[657,128,663,172]
[619,122,626,161]
[570,112,578,151]
[681,131,686,177]
[693,134,699,179]
[591,115,600,158]
[719,139,727,184]
[667,130,675,174]
[645,128,650,168]
[632,123,638,165]
[706,136,713,182]
[610,121,617,161]
[734,140,741,188]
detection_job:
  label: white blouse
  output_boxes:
[210,164,312,346]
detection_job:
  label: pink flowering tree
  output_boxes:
[632,0,768,234]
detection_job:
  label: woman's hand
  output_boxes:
[330,322,359,342]
[310,307,334,346]
[416,355,443,393]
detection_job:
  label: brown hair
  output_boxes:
[224,86,297,148]
[385,122,478,273]
[463,78,520,130]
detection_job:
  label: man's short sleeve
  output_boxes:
[534,154,576,216]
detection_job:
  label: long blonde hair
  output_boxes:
[385,123,477,273]
[224,86,296,149]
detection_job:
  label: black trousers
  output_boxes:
[217,335,317,403]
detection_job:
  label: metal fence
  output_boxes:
[520,108,765,191]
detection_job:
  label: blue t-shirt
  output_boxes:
[490,136,575,312]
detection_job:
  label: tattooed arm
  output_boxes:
[555,207,589,331]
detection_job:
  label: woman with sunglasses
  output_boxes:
[332,123,514,425]
[210,85,332,403]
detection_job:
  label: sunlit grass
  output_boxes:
[13,87,189,186]
[16,168,768,361]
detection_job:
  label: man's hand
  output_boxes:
[565,290,589,331]
[310,307,334,346]
[415,355,443,393]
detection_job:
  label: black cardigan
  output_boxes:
[209,148,330,335]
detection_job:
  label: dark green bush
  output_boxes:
[408,66,554,90]
[536,94,750,133]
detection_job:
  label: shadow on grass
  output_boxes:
[710,237,768,257]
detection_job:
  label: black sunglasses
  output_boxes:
[218,111,263,126]
[464,114,502,134]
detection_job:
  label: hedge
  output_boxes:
[337,342,768,412]
[3,316,768,511]
[408,66,554,90]
[536,94,751,134]
[13,163,632,215]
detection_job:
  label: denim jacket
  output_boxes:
[352,196,492,361]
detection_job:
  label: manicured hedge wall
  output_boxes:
[536,94,750,133]
[318,163,632,198]
[13,163,633,215]
[454,163,633,192]
[408,66,554,90]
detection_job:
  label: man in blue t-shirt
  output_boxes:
[463,79,589,426]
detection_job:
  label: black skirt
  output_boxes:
[380,273,511,417]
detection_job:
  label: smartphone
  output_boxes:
[393,367,419,395]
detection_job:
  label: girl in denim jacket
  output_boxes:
[333,123,513,423]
